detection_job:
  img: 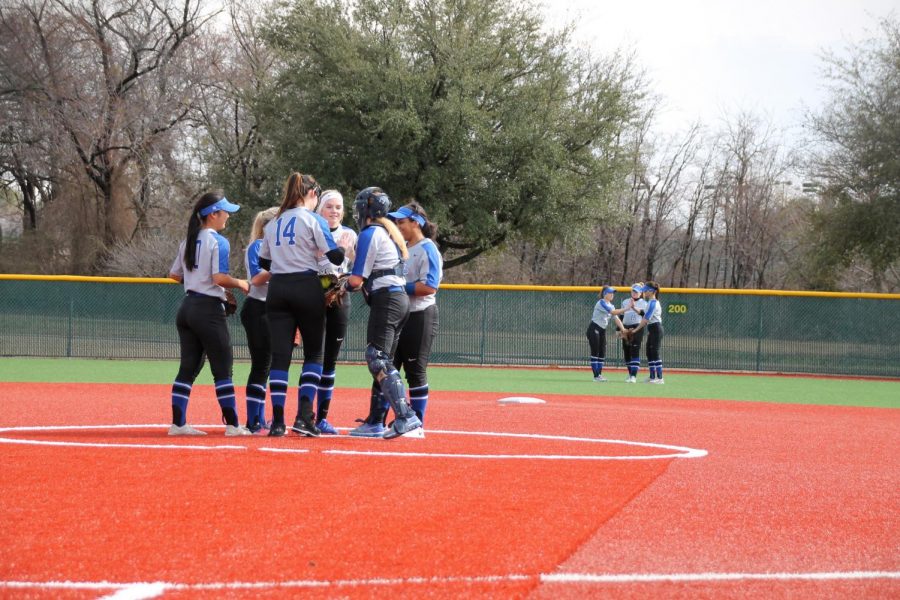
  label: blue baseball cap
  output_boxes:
[199,197,240,217]
[641,283,659,292]
[601,286,616,295]
[387,206,425,227]
[631,283,643,293]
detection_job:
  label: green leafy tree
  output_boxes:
[805,16,900,291]
[259,0,643,267]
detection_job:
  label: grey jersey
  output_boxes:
[317,225,357,275]
[169,229,231,300]
[259,207,339,274]
[622,297,648,326]
[591,299,615,328]
[351,225,406,292]
[244,239,268,301]
[644,298,663,324]
[406,238,443,312]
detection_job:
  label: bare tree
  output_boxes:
[0,0,216,270]
[713,113,794,288]
[191,0,276,209]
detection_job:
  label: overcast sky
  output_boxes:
[539,0,897,139]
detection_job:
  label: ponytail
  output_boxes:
[375,217,409,260]
[278,172,319,216]
[184,192,223,271]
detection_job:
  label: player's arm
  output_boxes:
[407,243,441,296]
[213,272,250,294]
[347,228,376,291]
[247,241,271,287]
[610,298,631,315]
[168,244,184,283]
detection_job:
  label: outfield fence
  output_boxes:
[1,275,899,377]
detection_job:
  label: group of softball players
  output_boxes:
[167,175,443,439]
[587,281,665,384]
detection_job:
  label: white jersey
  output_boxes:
[644,298,663,325]
[591,299,615,328]
[170,229,231,300]
[317,225,357,275]
[259,206,339,274]
[621,297,648,327]
[406,238,443,312]
[244,239,268,301]
[352,225,406,292]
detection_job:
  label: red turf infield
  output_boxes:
[0,382,897,599]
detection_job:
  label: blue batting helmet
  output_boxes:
[353,186,391,227]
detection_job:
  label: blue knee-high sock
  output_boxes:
[409,384,429,424]
[269,369,289,423]
[317,370,335,419]
[657,362,664,379]
[629,360,640,377]
[589,356,601,377]
[215,379,238,426]
[597,358,605,376]
[171,380,192,426]
[298,362,323,412]
[245,382,266,426]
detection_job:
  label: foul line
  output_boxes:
[0,424,707,460]
[2,570,898,595]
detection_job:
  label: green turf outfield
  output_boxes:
[0,357,897,408]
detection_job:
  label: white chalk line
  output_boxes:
[3,570,898,595]
[0,424,707,460]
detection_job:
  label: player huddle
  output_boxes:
[166,174,443,440]
[586,282,664,384]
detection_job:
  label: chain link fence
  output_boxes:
[1,277,898,377]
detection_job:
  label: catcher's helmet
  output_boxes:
[353,186,391,227]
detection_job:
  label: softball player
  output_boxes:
[631,281,665,383]
[613,283,648,383]
[312,190,357,435]
[167,191,251,436]
[258,172,345,437]
[346,187,423,440]
[387,201,443,425]
[586,286,626,382]
[240,207,279,433]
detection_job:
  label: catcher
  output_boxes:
[586,286,628,382]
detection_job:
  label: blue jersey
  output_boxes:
[170,228,231,300]
[352,225,406,292]
[259,206,339,274]
[405,238,443,312]
[244,239,267,301]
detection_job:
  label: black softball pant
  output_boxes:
[366,289,409,355]
[266,273,326,372]
[175,295,232,382]
[394,304,438,389]
[322,295,351,372]
[645,322,664,363]
[622,324,645,364]
[240,297,271,387]
[585,321,607,360]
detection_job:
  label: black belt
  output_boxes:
[271,270,317,279]
[367,285,404,295]
[186,291,220,300]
